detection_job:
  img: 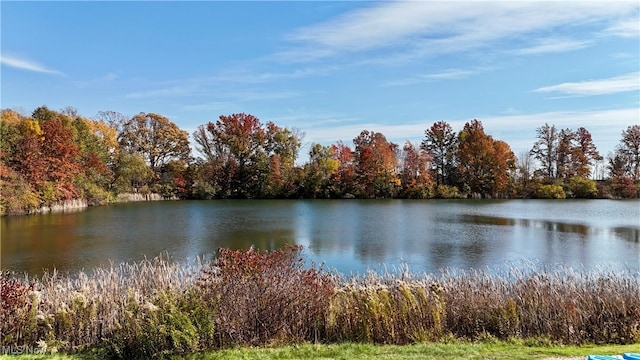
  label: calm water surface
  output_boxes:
[1,199,639,275]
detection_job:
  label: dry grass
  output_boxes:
[1,248,639,358]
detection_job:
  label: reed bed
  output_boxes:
[1,248,639,358]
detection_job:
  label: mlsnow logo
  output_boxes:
[1,345,46,355]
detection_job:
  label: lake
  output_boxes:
[1,199,639,276]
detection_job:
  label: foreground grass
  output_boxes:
[1,341,639,360]
[2,247,639,358]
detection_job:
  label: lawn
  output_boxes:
[2,341,638,360]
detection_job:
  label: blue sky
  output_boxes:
[2,1,638,161]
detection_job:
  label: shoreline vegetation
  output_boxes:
[2,107,639,216]
[2,247,638,359]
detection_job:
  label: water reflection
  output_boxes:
[614,227,640,243]
[2,199,639,275]
[460,214,591,237]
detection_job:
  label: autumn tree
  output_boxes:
[399,141,433,198]
[193,113,302,198]
[95,110,127,133]
[531,124,601,181]
[457,120,515,198]
[118,112,190,175]
[555,128,576,179]
[29,107,81,202]
[530,123,558,179]
[492,140,517,196]
[353,130,399,198]
[71,117,114,204]
[611,124,640,181]
[330,141,356,197]
[574,127,602,178]
[422,121,457,186]
[303,143,340,198]
[516,150,534,191]
[193,113,265,197]
[0,110,39,214]
[263,123,303,197]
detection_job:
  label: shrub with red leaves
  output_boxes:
[198,245,335,346]
[0,271,35,345]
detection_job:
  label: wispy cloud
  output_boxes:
[605,17,640,38]
[384,68,477,87]
[73,72,119,88]
[125,85,196,99]
[278,2,637,63]
[182,101,238,113]
[534,72,640,96]
[0,54,64,75]
[511,38,592,55]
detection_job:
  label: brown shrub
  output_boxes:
[198,245,336,347]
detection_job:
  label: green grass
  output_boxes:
[2,341,638,360]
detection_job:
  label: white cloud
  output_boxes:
[424,69,474,80]
[0,54,64,75]
[279,1,638,63]
[383,68,477,86]
[606,17,640,38]
[125,85,196,99]
[534,72,640,96]
[511,38,592,55]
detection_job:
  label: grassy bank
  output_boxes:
[1,341,639,359]
[2,246,639,358]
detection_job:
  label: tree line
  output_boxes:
[1,106,638,215]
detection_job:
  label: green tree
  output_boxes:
[303,143,340,198]
[113,152,154,193]
[118,113,190,175]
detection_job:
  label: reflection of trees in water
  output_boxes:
[214,228,295,251]
[614,227,640,243]
[1,212,80,274]
[461,215,590,236]
[463,214,640,244]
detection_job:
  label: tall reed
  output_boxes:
[1,249,639,358]
[438,265,640,344]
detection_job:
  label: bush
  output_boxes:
[567,177,598,198]
[608,177,638,199]
[0,272,37,346]
[435,185,465,199]
[532,184,566,199]
[103,289,214,359]
[198,245,336,346]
